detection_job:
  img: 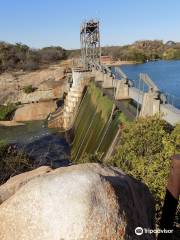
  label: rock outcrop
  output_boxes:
[0,66,66,104]
[0,120,25,126]
[13,101,57,121]
[15,79,65,104]
[0,163,155,240]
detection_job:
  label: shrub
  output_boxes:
[107,116,179,223]
[0,103,17,120]
[0,141,34,184]
[39,46,66,63]
[23,85,36,94]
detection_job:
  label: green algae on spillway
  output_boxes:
[71,82,130,162]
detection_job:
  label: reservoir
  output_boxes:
[121,60,180,108]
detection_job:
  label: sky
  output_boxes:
[0,0,180,49]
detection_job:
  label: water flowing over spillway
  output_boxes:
[71,82,129,161]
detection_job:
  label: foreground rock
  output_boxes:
[0,166,52,204]
[0,163,155,240]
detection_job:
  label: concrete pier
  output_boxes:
[48,68,92,129]
[91,67,180,125]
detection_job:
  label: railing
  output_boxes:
[163,92,180,109]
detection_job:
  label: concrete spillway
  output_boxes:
[71,82,130,162]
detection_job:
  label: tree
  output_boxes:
[163,48,177,60]
[0,42,67,73]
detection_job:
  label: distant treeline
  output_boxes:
[1,40,180,73]
[68,40,180,63]
[0,42,67,73]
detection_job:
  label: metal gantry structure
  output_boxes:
[80,19,101,69]
[80,19,126,78]
[80,20,171,108]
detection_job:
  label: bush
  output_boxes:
[0,141,34,184]
[0,103,17,120]
[23,85,36,94]
[39,46,67,63]
[107,116,179,223]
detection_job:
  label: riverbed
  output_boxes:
[0,120,70,168]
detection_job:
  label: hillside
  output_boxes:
[68,40,180,63]
[1,40,180,74]
[0,42,67,73]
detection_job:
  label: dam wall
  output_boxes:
[71,82,129,162]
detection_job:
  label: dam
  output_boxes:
[48,20,180,162]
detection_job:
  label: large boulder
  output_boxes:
[0,166,52,204]
[0,163,155,240]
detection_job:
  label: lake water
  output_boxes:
[120,60,180,108]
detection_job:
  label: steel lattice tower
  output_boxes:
[80,20,101,69]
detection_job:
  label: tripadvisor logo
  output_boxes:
[135,227,173,235]
[135,227,143,235]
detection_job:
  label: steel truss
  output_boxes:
[80,20,101,69]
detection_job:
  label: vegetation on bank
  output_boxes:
[102,40,180,62]
[23,85,36,94]
[0,103,17,120]
[108,117,179,221]
[0,42,67,73]
[79,116,180,224]
[0,140,34,184]
[68,40,180,63]
[0,40,180,73]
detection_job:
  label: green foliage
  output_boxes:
[171,123,180,153]
[107,116,179,223]
[0,103,17,120]
[163,48,177,60]
[78,152,103,164]
[100,40,166,62]
[23,85,36,94]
